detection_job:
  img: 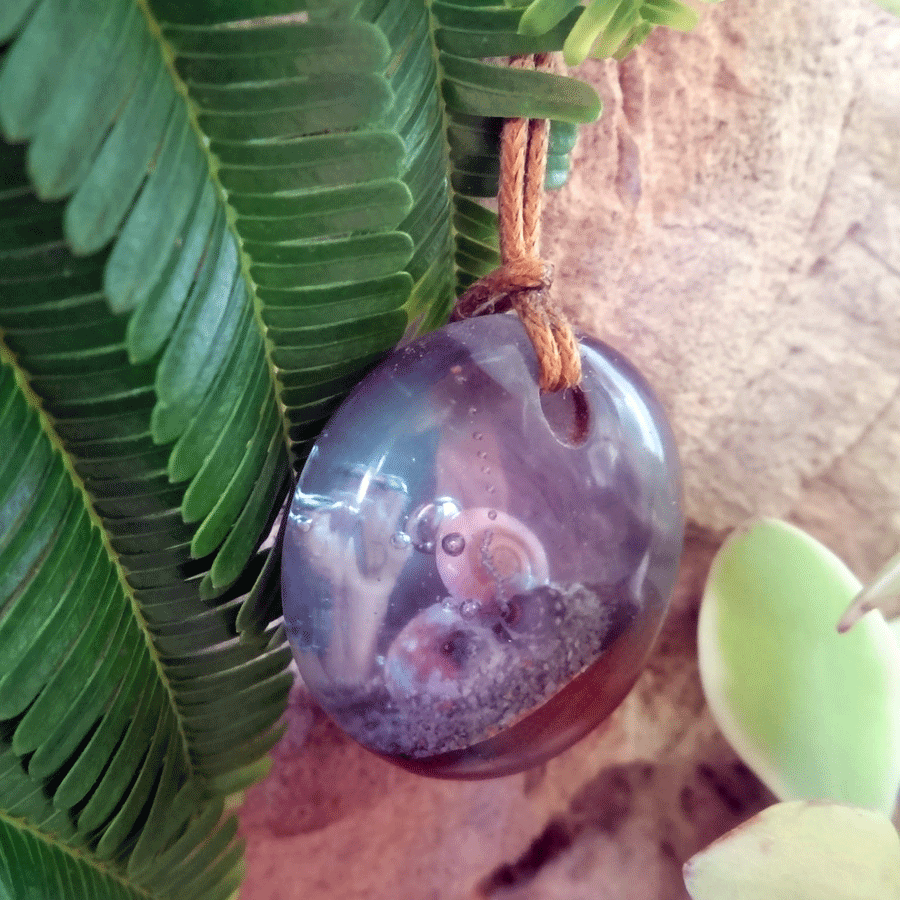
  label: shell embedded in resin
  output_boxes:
[281,315,683,777]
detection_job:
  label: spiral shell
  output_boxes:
[435,507,549,604]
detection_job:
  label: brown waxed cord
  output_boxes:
[451,53,583,393]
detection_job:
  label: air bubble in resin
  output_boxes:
[282,315,683,778]
[441,533,466,557]
[406,497,461,554]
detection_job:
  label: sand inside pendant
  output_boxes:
[315,582,637,760]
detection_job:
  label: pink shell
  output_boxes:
[435,507,549,604]
[383,603,498,701]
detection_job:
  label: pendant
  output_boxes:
[281,314,683,778]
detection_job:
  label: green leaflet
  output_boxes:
[439,52,601,121]
[0,0,603,897]
[516,0,718,63]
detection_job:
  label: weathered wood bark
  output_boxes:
[239,1,900,896]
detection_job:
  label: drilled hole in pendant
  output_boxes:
[540,385,590,448]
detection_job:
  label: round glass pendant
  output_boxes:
[281,314,683,778]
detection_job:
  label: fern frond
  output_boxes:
[0,0,604,896]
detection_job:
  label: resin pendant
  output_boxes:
[281,314,683,778]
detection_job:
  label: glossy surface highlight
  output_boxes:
[282,315,683,777]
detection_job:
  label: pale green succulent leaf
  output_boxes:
[874,0,900,15]
[683,800,900,900]
[698,518,900,815]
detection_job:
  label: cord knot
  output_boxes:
[452,53,582,393]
